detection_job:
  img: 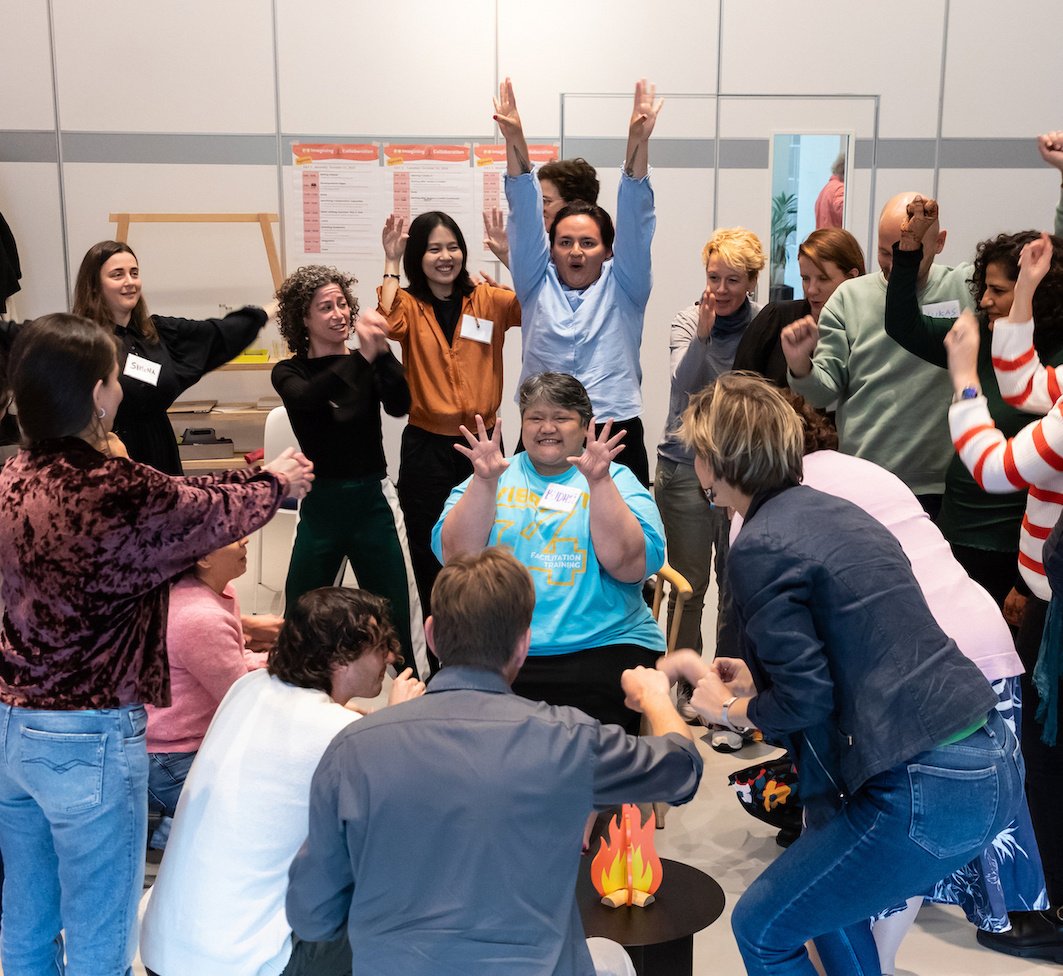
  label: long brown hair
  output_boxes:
[72,240,157,343]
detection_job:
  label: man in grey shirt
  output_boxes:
[287,547,703,976]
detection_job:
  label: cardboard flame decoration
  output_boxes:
[589,804,663,908]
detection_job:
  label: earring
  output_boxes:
[97,407,106,419]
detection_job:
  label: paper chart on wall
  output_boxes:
[287,144,384,259]
[473,144,560,261]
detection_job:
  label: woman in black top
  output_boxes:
[72,240,268,474]
[272,265,422,676]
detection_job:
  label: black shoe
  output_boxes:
[775,827,800,849]
[976,908,1063,963]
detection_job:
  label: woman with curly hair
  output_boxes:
[379,211,520,616]
[271,266,422,675]
[885,201,1063,616]
[71,240,274,474]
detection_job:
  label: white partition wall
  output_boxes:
[3,0,1063,474]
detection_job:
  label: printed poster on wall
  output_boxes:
[473,144,560,260]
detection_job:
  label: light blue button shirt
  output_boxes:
[505,169,655,420]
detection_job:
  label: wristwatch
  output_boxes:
[720,696,750,734]
[953,385,979,403]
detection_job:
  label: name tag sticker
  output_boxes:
[921,300,961,319]
[123,354,161,386]
[460,314,493,345]
[539,483,582,512]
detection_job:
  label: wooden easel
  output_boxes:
[108,212,283,290]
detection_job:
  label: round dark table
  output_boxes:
[576,857,725,976]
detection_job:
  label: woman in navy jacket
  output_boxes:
[663,372,1023,976]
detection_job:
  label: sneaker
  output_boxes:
[710,727,744,752]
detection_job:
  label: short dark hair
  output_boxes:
[276,265,359,358]
[430,548,535,671]
[518,372,593,426]
[403,211,474,304]
[72,240,157,343]
[10,313,119,444]
[268,588,400,694]
[538,158,600,206]
[548,201,615,251]
[970,231,1063,360]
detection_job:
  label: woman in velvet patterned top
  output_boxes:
[0,314,313,976]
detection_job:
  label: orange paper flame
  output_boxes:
[589,804,663,904]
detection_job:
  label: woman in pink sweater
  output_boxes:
[146,538,279,848]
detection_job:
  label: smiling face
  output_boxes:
[979,262,1016,324]
[705,254,754,317]
[551,215,611,290]
[521,398,588,476]
[304,282,351,357]
[99,252,141,326]
[422,224,464,299]
[798,254,857,321]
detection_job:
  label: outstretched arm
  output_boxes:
[494,77,532,177]
[623,78,663,181]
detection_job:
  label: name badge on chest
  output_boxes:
[460,314,494,345]
[123,354,161,386]
[538,483,582,512]
[920,299,961,319]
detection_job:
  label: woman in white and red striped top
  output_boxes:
[946,231,1063,947]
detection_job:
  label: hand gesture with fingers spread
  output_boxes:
[455,415,509,481]
[482,208,509,265]
[568,418,626,484]
[382,214,408,262]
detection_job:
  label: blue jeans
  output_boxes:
[0,702,148,976]
[146,751,195,849]
[732,709,1024,975]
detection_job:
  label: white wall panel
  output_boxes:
[276,0,496,136]
[941,0,1063,138]
[499,0,721,137]
[0,164,67,317]
[62,163,281,318]
[51,0,277,133]
[0,0,55,129]
[719,0,947,138]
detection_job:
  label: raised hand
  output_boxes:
[696,285,717,341]
[628,78,664,145]
[382,214,408,261]
[1019,232,1053,289]
[265,447,315,501]
[388,667,426,705]
[899,195,938,251]
[493,77,523,142]
[567,417,626,484]
[353,310,391,362]
[482,207,509,264]
[944,309,981,392]
[781,315,819,377]
[455,414,509,481]
[1038,130,1063,173]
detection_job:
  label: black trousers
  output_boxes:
[513,644,660,735]
[950,542,1020,610]
[516,415,651,488]
[1016,596,1063,904]
[397,424,480,620]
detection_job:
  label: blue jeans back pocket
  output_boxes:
[907,762,998,859]
[20,728,106,813]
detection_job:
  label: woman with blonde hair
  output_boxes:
[654,227,764,727]
[662,371,1021,974]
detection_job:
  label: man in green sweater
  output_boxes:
[781,192,971,517]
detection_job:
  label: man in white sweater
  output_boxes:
[140,587,424,976]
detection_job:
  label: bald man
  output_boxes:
[782,192,972,514]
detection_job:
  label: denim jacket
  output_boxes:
[734,485,997,797]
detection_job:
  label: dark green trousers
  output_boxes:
[284,476,416,676]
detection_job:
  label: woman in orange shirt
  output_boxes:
[379,212,520,618]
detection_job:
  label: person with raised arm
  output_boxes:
[495,77,662,486]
